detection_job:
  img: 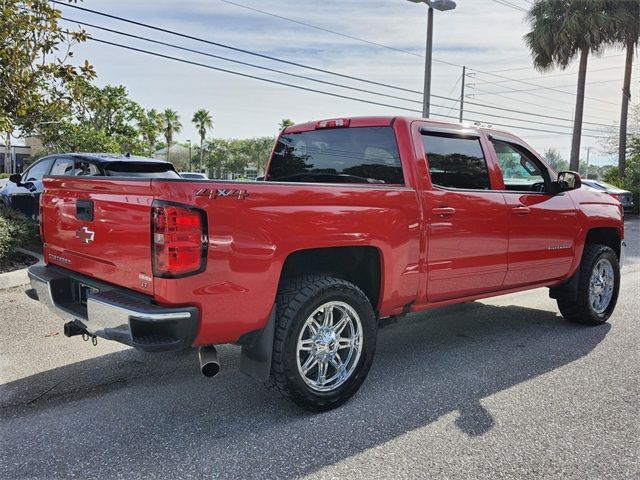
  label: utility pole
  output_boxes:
[423,5,434,118]
[585,147,590,179]
[459,65,466,123]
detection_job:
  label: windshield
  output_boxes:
[268,127,404,184]
[105,162,179,178]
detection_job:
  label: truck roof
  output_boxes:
[283,115,511,136]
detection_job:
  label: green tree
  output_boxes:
[606,0,640,177]
[543,148,568,172]
[40,83,146,154]
[162,109,182,162]
[525,0,609,171]
[137,108,164,156]
[1,0,95,172]
[278,118,295,131]
[192,109,213,172]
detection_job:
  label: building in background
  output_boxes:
[0,137,43,174]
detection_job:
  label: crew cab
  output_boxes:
[27,117,625,411]
[1,153,179,220]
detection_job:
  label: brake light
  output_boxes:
[152,202,206,278]
[315,118,350,129]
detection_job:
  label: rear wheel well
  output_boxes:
[280,247,381,311]
[585,227,620,259]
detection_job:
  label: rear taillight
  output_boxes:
[152,202,207,278]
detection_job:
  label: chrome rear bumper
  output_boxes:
[27,265,198,351]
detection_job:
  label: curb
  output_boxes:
[0,267,30,290]
[0,248,41,291]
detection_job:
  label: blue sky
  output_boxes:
[59,0,635,166]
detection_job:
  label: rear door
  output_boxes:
[41,178,156,295]
[417,125,509,302]
[488,135,579,286]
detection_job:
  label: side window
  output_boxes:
[75,160,100,176]
[492,141,548,192]
[22,159,53,182]
[50,158,75,176]
[421,134,490,190]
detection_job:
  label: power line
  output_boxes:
[68,15,614,133]
[220,0,423,59]
[466,85,613,120]
[86,36,613,139]
[52,1,429,97]
[472,66,621,83]
[469,67,620,107]
[56,1,620,116]
[490,0,528,13]
[86,37,425,113]
[471,78,620,95]
[61,17,422,106]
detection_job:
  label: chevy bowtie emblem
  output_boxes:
[76,226,95,244]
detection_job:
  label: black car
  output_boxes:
[0,153,179,220]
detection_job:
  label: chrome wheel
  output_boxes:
[589,258,615,314]
[296,301,363,392]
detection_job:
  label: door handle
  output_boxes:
[431,207,456,217]
[512,206,530,215]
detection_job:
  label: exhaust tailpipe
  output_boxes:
[63,321,85,338]
[199,346,220,378]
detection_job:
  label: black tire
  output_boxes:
[557,244,620,325]
[270,275,377,412]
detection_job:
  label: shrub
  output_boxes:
[0,173,10,180]
[0,206,37,263]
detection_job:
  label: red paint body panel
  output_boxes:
[40,116,624,347]
[41,179,155,295]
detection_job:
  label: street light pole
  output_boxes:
[423,6,434,118]
[408,0,456,119]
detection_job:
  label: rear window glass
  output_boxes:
[268,127,404,184]
[105,162,179,178]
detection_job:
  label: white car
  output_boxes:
[180,172,208,180]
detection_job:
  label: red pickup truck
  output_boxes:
[27,116,625,411]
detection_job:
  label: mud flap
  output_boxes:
[549,270,580,301]
[239,305,276,382]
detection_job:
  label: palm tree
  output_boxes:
[162,109,182,162]
[524,0,609,171]
[606,0,640,178]
[192,109,213,172]
[278,118,295,131]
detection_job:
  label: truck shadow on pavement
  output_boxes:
[0,301,610,478]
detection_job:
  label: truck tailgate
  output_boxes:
[41,178,155,295]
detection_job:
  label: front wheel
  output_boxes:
[557,244,620,325]
[270,275,377,411]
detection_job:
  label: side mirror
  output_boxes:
[552,171,582,194]
[9,174,21,184]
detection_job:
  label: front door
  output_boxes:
[489,138,579,287]
[419,128,509,302]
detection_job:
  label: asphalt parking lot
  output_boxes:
[1,217,638,479]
